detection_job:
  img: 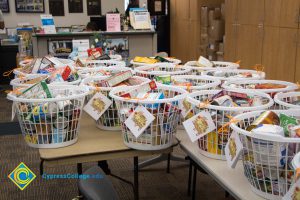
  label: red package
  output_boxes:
[61,66,72,81]
[87,48,103,58]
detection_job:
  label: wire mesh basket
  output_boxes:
[168,75,221,92]
[135,63,192,80]
[203,69,265,82]
[77,66,134,79]
[274,92,300,110]
[109,84,188,150]
[7,85,89,148]
[76,60,126,69]
[81,76,150,131]
[130,57,181,68]
[223,80,299,110]
[186,89,274,160]
[184,61,240,75]
[230,109,300,200]
[10,74,49,90]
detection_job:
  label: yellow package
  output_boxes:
[207,131,221,155]
[133,56,158,64]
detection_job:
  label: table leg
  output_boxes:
[192,164,197,200]
[77,163,83,197]
[166,153,171,173]
[134,157,139,200]
[187,159,192,196]
[77,163,83,175]
[98,160,111,175]
[40,159,44,176]
[225,190,230,198]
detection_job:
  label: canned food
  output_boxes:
[53,116,69,129]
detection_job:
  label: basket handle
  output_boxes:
[252,131,284,141]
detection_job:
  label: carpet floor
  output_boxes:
[0,134,235,200]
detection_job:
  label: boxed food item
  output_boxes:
[99,70,133,87]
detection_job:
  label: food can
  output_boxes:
[53,116,69,129]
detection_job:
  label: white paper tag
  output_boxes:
[11,102,16,121]
[179,98,193,118]
[225,131,243,169]
[198,56,214,68]
[83,92,113,121]
[124,105,155,138]
[183,111,216,142]
[283,178,300,200]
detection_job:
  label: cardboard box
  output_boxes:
[201,27,208,34]
[208,10,215,27]
[214,8,221,20]
[201,6,209,27]
[200,34,209,44]
[199,45,208,56]
[208,20,225,41]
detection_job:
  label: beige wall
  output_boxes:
[2,0,125,27]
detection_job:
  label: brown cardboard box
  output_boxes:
[207,53,217,61]
[200,34,209,44]
[201,27,208,34]
[208,19,225,41]
[208,10,214,27]
[199,44,208,56]
[214,8,221,20]
[201,6,208,27]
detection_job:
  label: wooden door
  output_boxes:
[295,30,300,82]
[224,23,237,61]
[235,24,264,68]
[262,27,298,81]
[236,0,264,25]
[264,0,281,26]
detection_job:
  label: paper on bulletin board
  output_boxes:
[106,13,121,32]
[40,15,56,34]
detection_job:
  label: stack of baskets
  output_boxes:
[77,59,126,69]
[130,57,181,68]
[203,69,266,82]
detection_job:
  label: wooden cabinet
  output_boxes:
[235,24,264,68]
[224,23,237,61]
[262,27,298,81]
[225,0,238,24]
[236,0,264,25]
[295,30,300,82]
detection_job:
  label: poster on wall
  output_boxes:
[15,0,45,13]
[68,0,83,13]
[49,0,64,16]
[87,0,101,16]
[0,0,9,13]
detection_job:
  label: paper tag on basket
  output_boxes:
[197,56,214,68]
[11,102,16,121]
[83,92,112,121]
[183,111,216,142]
[225,131,243,169]
[179,98,193,118]
[124,105,155,138]
[283,178,300,200]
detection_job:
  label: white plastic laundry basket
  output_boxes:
[168,75,221,92]
[77,66,134,79]
[7,85,89,148]
[274,92,300,110]
[109,84,188,150]
[186,89,274,160]
[130,57,181,68]
[230,109,300,200]
[184,61,239,75]
[203,69,265,82]
[77,60,126,69]
[135,63,192,80]
[81,76,150,130]
[10,74,49,89]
